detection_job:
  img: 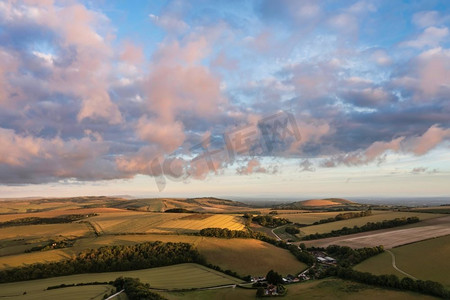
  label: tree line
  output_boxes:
[301,217,420,240]
[111,277,166,300]
[328,267,450,299]
[312,210,372,225]
[0,214,97,228]
[243,213,290,228]
[0,241,200,283]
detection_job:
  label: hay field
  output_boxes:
[355,234,450,288]
[87,211,244,234]
[298,211,443,235]
[160,214,245,232]
[0,263,242,298]
[196,238,307,276]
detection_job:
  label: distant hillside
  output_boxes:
[111,197,252,212]
[0,196,253,215]
[273,198,360,210]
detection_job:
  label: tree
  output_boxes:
[266,270,283,285]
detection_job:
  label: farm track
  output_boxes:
[386,250,417,280]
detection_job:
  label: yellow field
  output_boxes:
[0,263,242,299]
[86,211,244,234]
[298,211,443,235]
[160,214,245,232]
[0,234,304,277]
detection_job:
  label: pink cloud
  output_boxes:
[405,125,450,155]
[0,1,123,124]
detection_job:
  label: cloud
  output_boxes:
[322,124,450,168]
[236,158,278,175]
[0,1,123,124]
[411,167,427,174]
[0,127,121,184]
[412,11,447,28]
[299,159,315,172]
[401,26,449,49]
[136,116,185,153]
[404,124,450,155]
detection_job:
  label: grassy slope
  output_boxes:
[160,278,438,300]
[0,263,242,298]
[1,285,120,300]
[297,211,443,235]
[355,235,450,288]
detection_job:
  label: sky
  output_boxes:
[0,0,449,199]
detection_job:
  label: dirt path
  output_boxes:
[386,250,417,280]
[271,228,282,241]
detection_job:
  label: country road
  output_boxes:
[386,250,417,280]
[271,228,282,241]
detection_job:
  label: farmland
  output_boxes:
[1,196,449,299]
[0,263,242,299]
[0,234,305,277]
[355,234,450,288]
[297,211,444,236]
[276,211,356,225]
[159,278,438,300]
[301,215,450,249]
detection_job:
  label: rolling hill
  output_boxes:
[273,198,360,210]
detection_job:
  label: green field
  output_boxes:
[297,211,443,236]
[0,263,242,299]
[0,284,123,300]
[355,235,450,288]
[159,278,438,300]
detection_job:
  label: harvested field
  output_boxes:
[297,211,443,236]
[301,215,450,249]
[160,214,245,232]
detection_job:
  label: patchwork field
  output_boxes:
[297,211,443,236]
[88,211,245,234]
[355,235,450,288]
[301,215,450,249]
[160,278,438,300]
[0,263,242,299]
